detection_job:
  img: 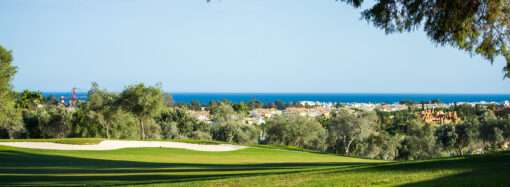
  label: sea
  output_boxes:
[41,92,510,104]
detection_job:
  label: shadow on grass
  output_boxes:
[324,152,510,187]
[395,153,510,187]
[0,150,372,186]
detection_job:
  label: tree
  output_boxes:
[71,106,104,138]
[211,103,257,144]
[108,109,139,139]
[163,94,174,107]
[274,99,286,110]
[156,108,211,140]
[398,120,438,160]
[16,90,44,110]
[326,109,376,155]
[357,131,399,160]
[479,117,505,151]
[118,83,164,140]
[247,99,262,109]
[435,124,458,155]
[212,119,258,144]
[211,102,240,124]
[87,82,118,139]
[264,114,326,150]
[341,0,510,77]
[233,102,250,114]
[0,45,23,138]
[191,100,201,111]
[40,106,72,138]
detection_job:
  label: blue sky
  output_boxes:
[1,0,509,93]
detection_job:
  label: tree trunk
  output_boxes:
[106,123,110,139]
[140,118,145,140]
[345,139,353,156]
[7,130,13,139]
[339,136,347,155]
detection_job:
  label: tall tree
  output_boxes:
[326,109,376,155]
[118,83,164,140]
[454,122,480,155]
[435,124,458,155]
[87,82,118,139]
[341,0,510,77]
[211,103,258,144]
[0,45,23,138]
[398,120,438,160]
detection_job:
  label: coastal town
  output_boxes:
[185,100,509,126]
[48,88,510,127]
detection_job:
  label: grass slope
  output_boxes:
[0,141,508,186]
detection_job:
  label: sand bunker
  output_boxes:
[0,140,247,152]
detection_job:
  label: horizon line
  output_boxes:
[36,91,510,95]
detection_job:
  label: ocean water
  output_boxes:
[42,92,510,104]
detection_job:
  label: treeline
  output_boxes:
[2,83,510,160]
[1,45,510,160]
[266,107,510,160]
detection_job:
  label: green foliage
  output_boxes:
[22,108,50,138]
[274,99,286,110]
[40,106,72,138]
[210,103,258,144]
[326,109,376,155]
[0,45,23,138]
[72,83,123,139]
[170,138,222,145]
[107,110,139,139]
[4,79,510,161]
[232,102,250,114]
[157,108,211,140]
[190,100,201,110]
[436,124,458,154]
[71,107,104,138]
[212,120,258,144]
[453,122,480,155]
[159,120,179,139]
[23,106,73,139]
[118,83,164,139]
[246,99,263,109]
[398,121,438,160]
[264,114,326,151]
[16,90,44,110]
[142,118,162,139]
[356,131,399,160]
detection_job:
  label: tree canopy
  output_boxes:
[118,83,164,139]
[0,45,22,138]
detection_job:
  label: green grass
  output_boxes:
[250,144,322,153]
[164,139,223,145]
[0,138,103,145]
[0,140,508,186]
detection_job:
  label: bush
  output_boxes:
[156,108,212,140]
[109,110,139,139]
[143,118,161,139]
[264,114,326,151]
[212,121,258,144]
[35,106,72,138]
